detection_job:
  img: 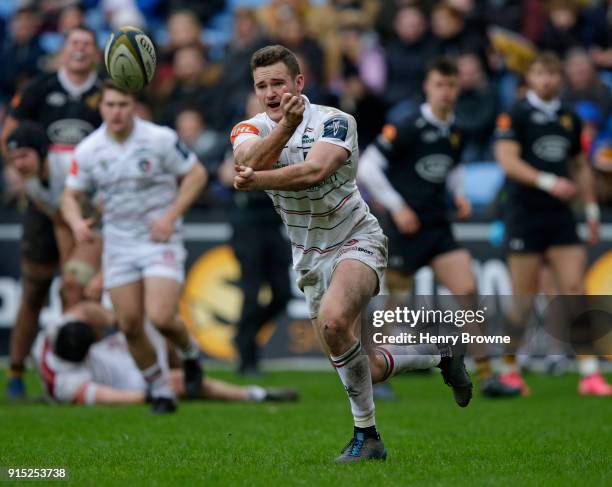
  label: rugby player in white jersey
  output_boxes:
[231,45,472,463]
[61,80,207,413]
[32,301,297,405]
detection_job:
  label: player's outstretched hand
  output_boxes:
[234,165,256,191]
[392,205,420,234]
[549,177,577,201]
[71,218,97,244]
[280,92,304,129]
[455,194,472,220]
[150,214,175,242]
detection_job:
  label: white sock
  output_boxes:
[142,363,175,399]
[577,356,599,377]
[330,341,376,428]
[376,344,441,381]
[246,385,267,402]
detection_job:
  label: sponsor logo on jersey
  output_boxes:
[415,154,454,183]
[323,116,349,141]
[302,134,315,145]
[46,91,67,107]
[532,135,570,162]
[47,119,95,144]
[138,159,152,173]
[530,111,549,125]
[230,123,260,143]
[421,130,439,143]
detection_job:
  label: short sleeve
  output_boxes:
[64,145,94,192]
[494,104,523,142]
[373,122,411,163]
[230,120,264,149]
[316,114,356,154]
[162,129,197,176]
[8,78,41,120]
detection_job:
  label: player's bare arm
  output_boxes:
[60,187,97,243]
[495,139,577,201]
[234,141,347,192]
[149,162,207,242]
[573,153,600,245]
[234,93,305,170]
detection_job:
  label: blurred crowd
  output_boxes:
[0,0,611,210]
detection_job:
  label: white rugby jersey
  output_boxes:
[25,147,73,215]
[32,314,96,404]
[231,96,378,271]
[65,118,197,243]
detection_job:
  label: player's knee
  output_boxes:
[148,311,175,332]
[560,281,585,295]
[119,316,145,341]
[317,309,351,343]
[21,278,51,309]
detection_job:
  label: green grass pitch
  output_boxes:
[1,370,610,486]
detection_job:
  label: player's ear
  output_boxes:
[295,73,305,93]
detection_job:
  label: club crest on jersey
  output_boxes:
[559,115,573,131]
[85,92,101,110]
[323,117,348,141]
[138,159,152,173]
[450,132,461,149]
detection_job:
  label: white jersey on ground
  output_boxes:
[25,146,73,214]
[33,316,167,403]
[65,117,197,244]
[231,96,379,272]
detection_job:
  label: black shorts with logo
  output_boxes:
[505,206,580,254]
[386,219,460,274]
[21,202,59,264]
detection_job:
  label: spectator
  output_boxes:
[561,48,612,121]
[383,5,432,117]
[0,7,45,104]
[273,10,325,85]
[538,0,583,57]
[167,0,225,25]
[156,45,223,130]
[430,2,486,61]
[219,8,269,132]
[175,106,227,187]
[455,52,498,161]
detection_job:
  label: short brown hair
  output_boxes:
[426,56,459,77]
[250,45,301,78]
[101,79,135,99]
[529,51,563,73]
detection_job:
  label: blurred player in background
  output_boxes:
[1,26,103,400]
[232,45,472,463]
[359,58,520,399]
[61,81,208,413]
[32,300,297,405]
[495,52,612,396]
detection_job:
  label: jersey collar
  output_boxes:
[57,68,98,99]
[526,90,561,119]
[420,103,455,132]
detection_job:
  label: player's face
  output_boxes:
[527,63,562,100]
[100,89,136,136]
[63,29,98,74]
[424,71,460,113]
[9,148,40,179]
[253,62,304,122]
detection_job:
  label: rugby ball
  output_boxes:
[104,26,156,92]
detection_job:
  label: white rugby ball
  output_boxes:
[104,26,157,92]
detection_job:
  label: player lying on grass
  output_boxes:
[231,45,472,463]
[33,301,298,405]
